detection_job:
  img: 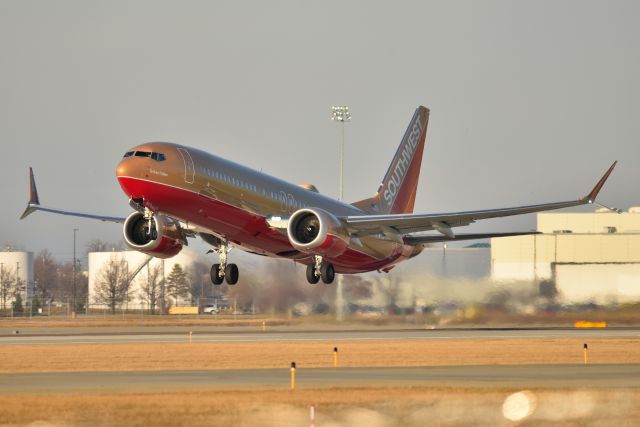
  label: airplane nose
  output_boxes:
[116,159,129,178]
[116,156,144,199]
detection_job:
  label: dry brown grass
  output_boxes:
[0,387,638,426]
[1,338,639,373]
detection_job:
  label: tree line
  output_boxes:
[93,255,199,314]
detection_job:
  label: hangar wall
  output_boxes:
[491,209,640,303]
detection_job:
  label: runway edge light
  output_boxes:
[291,361,296,390]
[584,343,589,365]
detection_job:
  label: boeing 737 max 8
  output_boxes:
[21,106,617,285]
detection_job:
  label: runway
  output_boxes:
[1,327,638,345]
[1,364,638,394]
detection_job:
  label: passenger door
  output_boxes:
[176,148,195,184]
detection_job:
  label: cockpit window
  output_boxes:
[123,151,166,161]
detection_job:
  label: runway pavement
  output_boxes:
[1,364,638,394]
[0,327,638,345]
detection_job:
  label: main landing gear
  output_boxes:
[209,242,239,285]
[306,255,335,285]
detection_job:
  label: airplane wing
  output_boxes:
[19,167,126,223]
[403,231,539,245]
[344,161,617,238]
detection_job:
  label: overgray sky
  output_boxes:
[1,0,638,266]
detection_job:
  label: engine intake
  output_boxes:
[123,212,184,259]
[287,208,349,258]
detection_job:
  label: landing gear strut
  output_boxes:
[306,255,335,285]
[143,208,157,240]
[209,242,239,285]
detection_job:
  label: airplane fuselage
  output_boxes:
[116,142,422,274]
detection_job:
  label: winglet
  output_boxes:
[19,167,40,220]
[584,161,617,203]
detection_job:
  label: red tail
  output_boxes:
[352,106,429,214]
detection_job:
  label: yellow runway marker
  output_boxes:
[575,321,607,328]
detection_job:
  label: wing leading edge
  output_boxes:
[344,161,617,237]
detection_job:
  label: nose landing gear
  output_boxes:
[209,242,239,285]
[306,255,335,284]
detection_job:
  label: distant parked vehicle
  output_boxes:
[203,304,219,314]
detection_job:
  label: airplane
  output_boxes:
[20,106,617,285]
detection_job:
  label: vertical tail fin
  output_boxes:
[352,106,429,214]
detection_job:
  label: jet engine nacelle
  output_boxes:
[287,208,350,258]
[123,211,184,259]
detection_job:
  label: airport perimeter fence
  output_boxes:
[0,297,258,320]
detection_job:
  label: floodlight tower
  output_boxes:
[331,106,351,201]
[331,106,351,322]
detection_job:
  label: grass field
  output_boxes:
[1,338,639,373]
[0,387,638,426]
[2,326,639,426]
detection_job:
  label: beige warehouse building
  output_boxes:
[491,208,640,303]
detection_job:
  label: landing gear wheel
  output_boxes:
[306,264,320,284]
[320,263,335,284]
[210,264,223,285]
[225,263,239,285]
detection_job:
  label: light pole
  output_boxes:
[331,106,351,201]
[16,262,21,315]
[331,106,351,322]
[73,228,78,313]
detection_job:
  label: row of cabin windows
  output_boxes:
[202,167,309,210]
[203,168,257,192]
[123,151,166,161]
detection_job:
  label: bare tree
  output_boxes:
[34,250,57,303]
[85,238,123,253]
[94,255,130,314]
[139,263,163,314]
[188,262,212,306]
[52,261,88,309]
[378,276,402,313]
[227,261,307,314]
[343,275,374,300]
[0,265,15,311]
